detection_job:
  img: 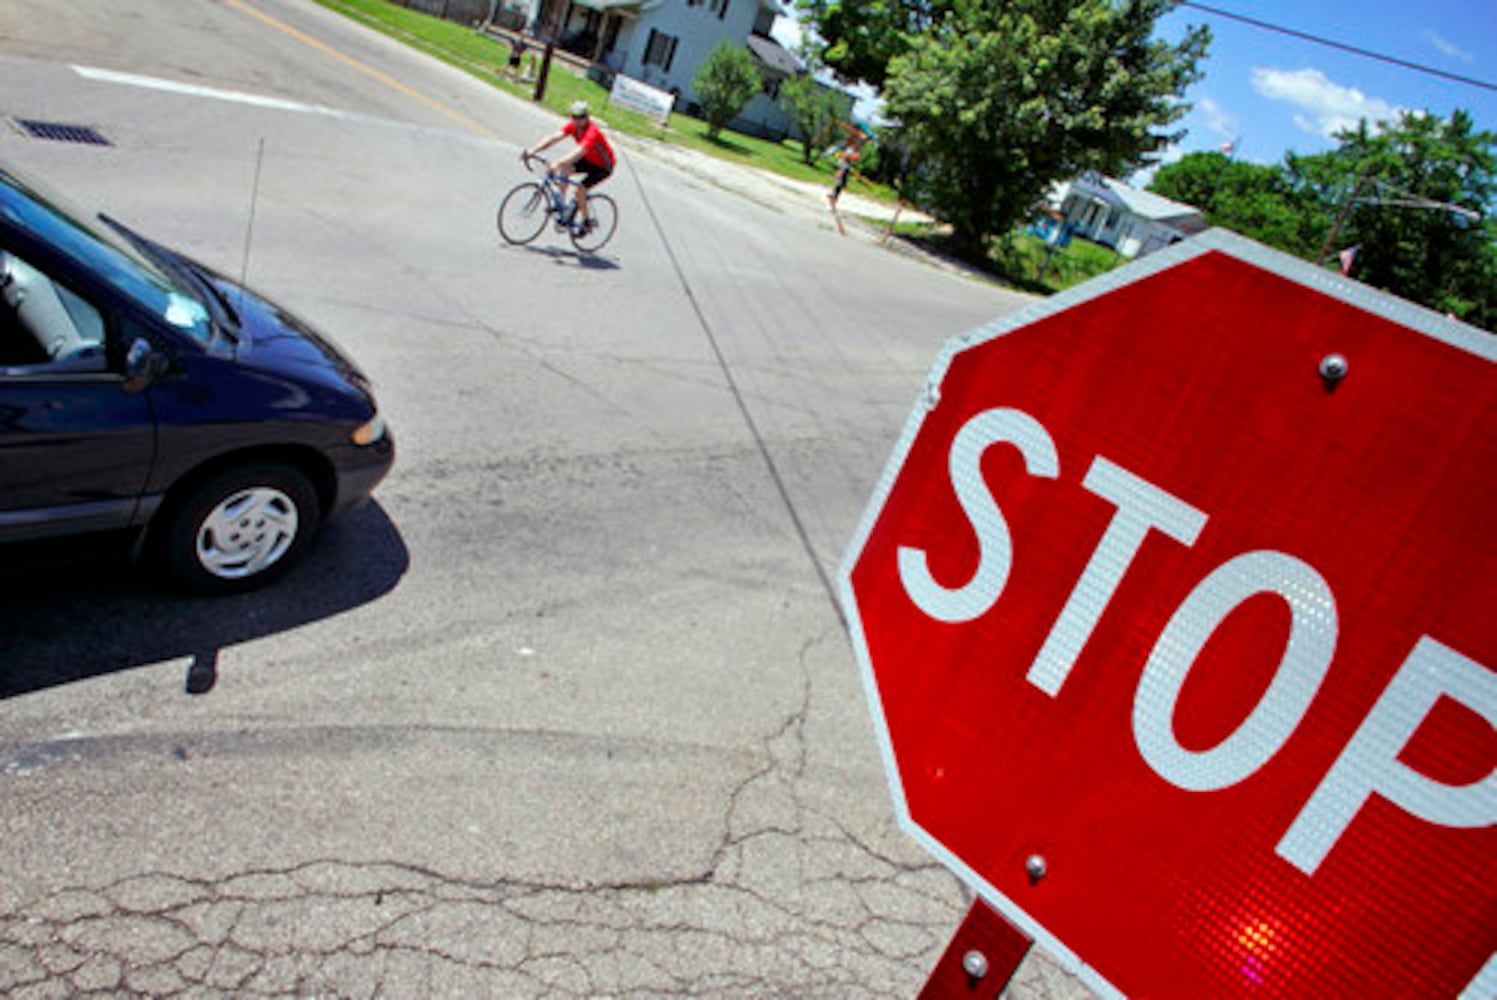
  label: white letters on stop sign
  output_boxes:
[1279,637,1497,875]
[1027,457,1206,697]
[1134,551,1338,794]
[897,407,1058,623]
[897,405,1496,875]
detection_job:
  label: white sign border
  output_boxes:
[835,227,1495,1000]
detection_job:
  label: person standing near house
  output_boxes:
[523,101,616,233]
[827,121,871,209]
[505,33,527,80]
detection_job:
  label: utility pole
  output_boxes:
[1316,168,1369,266]
[1317,168,1484,267]
[533,41,554,102]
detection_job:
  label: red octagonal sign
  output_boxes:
[839,231,1495,998]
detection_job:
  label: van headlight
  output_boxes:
[351,413,386,446]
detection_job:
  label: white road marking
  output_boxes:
[73,65,360,120]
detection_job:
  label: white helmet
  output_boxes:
[569,100,590,118]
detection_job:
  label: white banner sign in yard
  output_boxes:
[608,74,674,125]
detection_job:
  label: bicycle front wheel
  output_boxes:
[497,182,549,245]
[570,194,618,253]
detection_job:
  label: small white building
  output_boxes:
[523,0,804,139]
[1052,174,1206,258]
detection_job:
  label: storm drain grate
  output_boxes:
[14,119,112,146]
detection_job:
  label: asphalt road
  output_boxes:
[0,1,1088,995]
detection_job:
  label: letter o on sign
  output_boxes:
[1133,551,1339,792]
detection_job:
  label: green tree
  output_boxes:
[1150,151,1328,256]
[1151,112,1495,328]
[1296,110,1495,326]
[693,41,762,140]
[878,0,1208,255]
[779,75,847,164]
[793,0,957,88]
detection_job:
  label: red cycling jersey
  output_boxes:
[561,118,615,171]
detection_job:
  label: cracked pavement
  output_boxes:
[0,625,1032,998]
[4,750,963,997]
[1,609,1085,997]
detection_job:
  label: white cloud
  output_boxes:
[1424,30,1473,63]
[1126,96,1228,186]
[1251,67,1401,139]
[770,13,802,51]
[1128,144,1183,188]
[1196,96,1239,142]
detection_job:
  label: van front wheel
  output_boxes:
[160,463,320,594]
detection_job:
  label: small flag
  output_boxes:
[1339,245,1360,275]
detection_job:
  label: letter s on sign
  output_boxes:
[897,408,1059,624]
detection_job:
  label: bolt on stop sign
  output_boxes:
[839,230,1495,999]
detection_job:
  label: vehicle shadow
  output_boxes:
[0,501,408,699]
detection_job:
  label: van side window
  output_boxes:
[0,250,108,373]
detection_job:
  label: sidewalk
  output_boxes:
[615,134,997,282]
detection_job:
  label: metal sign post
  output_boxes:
[918,900,1032,1000]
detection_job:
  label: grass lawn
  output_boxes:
[311,0,845,183]
[310,0,1119,292]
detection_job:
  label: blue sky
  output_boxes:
[1152,1,1496,171]
[772,2,1497,183]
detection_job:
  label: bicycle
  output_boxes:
[497,153,618,253]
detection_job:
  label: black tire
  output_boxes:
[497,182,550,245]
[570,193,617,253]
[160,463,321,595]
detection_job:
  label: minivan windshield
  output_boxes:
[0,166,213,344]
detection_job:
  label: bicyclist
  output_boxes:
[523,100,615,234]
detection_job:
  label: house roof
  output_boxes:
[1107,181,1201,221]
[1075,175,1202,222]
[572,0,780,17]
[745,33,802,76]
[571,0,647,12]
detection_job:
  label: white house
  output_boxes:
[520,0,803,139]
[1051,174,1207,258]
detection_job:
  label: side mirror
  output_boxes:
[122,336,168,393]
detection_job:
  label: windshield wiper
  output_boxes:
[100,213,168,266]
[100,213,240,338]
[178,256,242,334]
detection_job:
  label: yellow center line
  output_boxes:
[225,0,497,138]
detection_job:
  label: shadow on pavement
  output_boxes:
[502,243,622,270]
[0,501,408,699]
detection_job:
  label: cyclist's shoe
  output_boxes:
[573,218,598,236]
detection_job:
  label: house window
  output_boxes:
[644,29,679,73]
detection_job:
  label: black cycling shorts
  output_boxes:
[574,159,612,189]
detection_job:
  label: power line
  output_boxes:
[1179,2,1497,93]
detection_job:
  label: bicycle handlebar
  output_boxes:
[521,151,563,176]
[522,152,575,184]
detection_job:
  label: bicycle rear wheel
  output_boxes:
[497,182,549,245]
[570,194,618,253]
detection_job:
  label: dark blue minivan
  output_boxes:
[0,163,393,593]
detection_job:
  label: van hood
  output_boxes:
[204,270,374,396]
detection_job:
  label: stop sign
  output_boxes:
[839,230,1495,998]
